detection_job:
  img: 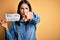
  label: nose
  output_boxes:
[23,9,26,13]
[23,9,27,15]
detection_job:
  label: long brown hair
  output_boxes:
[15,0,32,26]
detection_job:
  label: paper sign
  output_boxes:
[5,14,20,21]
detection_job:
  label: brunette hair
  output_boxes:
[15,0,32,26]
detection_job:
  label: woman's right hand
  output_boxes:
[0,19,9,30]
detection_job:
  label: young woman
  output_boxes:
[1,0,40,40]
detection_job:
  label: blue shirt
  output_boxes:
[5,13,40,40]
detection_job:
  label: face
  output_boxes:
[20,3,29,16]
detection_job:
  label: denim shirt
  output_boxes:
[5,13,40,40]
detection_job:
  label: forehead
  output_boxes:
[20,3,29,8]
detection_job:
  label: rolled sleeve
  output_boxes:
[31,12,40,25]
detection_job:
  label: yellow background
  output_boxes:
[0,0,60,40]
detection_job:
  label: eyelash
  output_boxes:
[26,8,28,9]
[20,8,28,9]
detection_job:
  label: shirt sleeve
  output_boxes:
[30,12,40,25]
[5,22,15,40]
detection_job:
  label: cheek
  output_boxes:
[25,9,29,14]
[27,9,29,12]
[20,9,24,15]
[20,9,23,13]
[26,10,29,12]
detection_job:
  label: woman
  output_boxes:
[1,0,40,40]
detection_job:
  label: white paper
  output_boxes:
[5,14,20,21]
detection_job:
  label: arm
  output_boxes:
[30,12,40,25]
[5,22,15,40]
